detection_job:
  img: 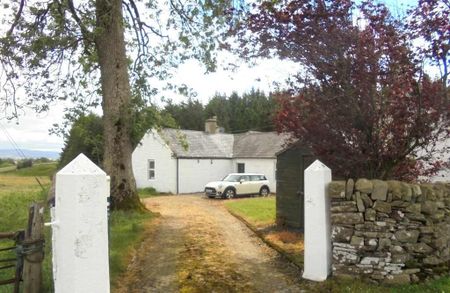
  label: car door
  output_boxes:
[236,175,251,195]
[249,175,261,194]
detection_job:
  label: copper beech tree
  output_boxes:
[238,0,449,180]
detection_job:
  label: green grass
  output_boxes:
[0,165,16,173]
[5,163,58,177]
[109,209,155,289]
[0,159,16,169]
[224,196,275,227]
[0,175,51,197]
[0,189,53,292]
[138,187,160,199]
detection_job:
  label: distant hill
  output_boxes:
[0,149,60,160]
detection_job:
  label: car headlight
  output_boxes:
[218,184,223,189]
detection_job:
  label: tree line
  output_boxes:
[164,89,276,133]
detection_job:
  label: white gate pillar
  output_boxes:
[50,154,110,292]
[302,160,332,281]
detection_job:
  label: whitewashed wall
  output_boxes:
[132,130,177,193]
[418,137,450,183]
[232,158,277,192]
[178,158,232,193]
[430,138,450,182]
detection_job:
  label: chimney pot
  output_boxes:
[205,116,218,134]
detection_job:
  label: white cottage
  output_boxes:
[132,118,288,194]
[427,136,450,182]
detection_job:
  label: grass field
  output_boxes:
[224,196,450,293]
[0,164,154,292]
[0,161,14,169]
[224,196,276,227]
[0,162,58,177]
[0,165,16,173]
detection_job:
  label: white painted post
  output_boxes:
[49,154,110,292]
[302,160,332,281]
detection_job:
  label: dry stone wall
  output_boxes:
[329,179,450,284]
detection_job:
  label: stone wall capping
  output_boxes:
[355,178,373,194]
[329,181,346,199]
[371,179,388,201]
[345,179,354,200]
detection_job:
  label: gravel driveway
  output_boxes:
[115,195,304,293]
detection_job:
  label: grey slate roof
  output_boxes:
[233,131,289,158]
[159,129,288,159]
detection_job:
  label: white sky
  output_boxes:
[0,0,426,153]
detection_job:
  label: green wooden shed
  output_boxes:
[276,145,315,230]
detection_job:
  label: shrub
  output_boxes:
[17,159,33,169]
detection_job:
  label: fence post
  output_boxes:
[22,202,44,293]
[302,160,332,281]
[50,154,110,292]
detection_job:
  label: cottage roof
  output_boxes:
[160,129,234,158]
[158,129,288,159]
[233,131,289,158]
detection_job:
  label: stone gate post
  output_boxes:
[49,154,110,292]
[302,160,332,281]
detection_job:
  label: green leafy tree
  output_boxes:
[131,103,178,147]
[59,113,104,168]
[0,0,235,210]
[163,98,205,130]
[17,159,33,169]
[204,93,231,130]
[205,89,276,132]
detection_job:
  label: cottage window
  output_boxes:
[237,163,245,173]
[148,159,155,180]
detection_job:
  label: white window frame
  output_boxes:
[148,159,155,180]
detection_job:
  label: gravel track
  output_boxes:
[115,195,304,293]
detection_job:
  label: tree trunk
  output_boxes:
[95,0,144,210]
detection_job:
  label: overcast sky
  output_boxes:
[0,0,419,153]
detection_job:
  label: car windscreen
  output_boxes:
[222,174,241,182]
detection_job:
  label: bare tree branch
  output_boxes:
[6,0,25,37]
[67,0,95,56]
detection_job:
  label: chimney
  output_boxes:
[205,116,218,134]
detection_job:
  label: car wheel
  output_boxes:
[260,187,269,197]
[224,188,235,199]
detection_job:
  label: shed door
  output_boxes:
[276,150,315,230]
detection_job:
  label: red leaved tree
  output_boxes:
[407,0,449,102]
[239,0,449,180]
